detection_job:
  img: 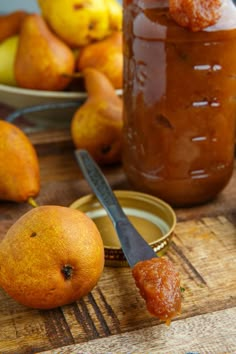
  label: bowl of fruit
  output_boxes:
[0,0,123,127]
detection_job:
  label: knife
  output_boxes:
[74,149,157,268]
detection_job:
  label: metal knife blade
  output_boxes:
[74,149,157,268]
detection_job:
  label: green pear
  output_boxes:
[0,35,19,86]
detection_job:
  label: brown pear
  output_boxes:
[0,205,104,309]
[77,31,123,89]
[0,10,28,43]
[15,14,75,91]
[0,120,40,203]
[71,68,123,165]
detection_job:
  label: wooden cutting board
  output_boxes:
[0,124,235,353]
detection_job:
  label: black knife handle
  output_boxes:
[75,149,126,222]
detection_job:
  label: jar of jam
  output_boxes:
[122,0,236,207]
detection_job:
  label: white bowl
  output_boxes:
[0,84,88,131]
[0,85,122,131]
[0,83,87,106]
[0,84,123,132]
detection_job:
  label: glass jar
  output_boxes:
[122,0,236,207]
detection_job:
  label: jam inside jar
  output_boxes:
[122,0,236,207]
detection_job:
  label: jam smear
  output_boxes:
[132,257,181,324]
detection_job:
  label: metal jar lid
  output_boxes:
[70,190,176,267]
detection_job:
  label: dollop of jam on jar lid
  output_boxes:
[122,0,236,207]
[132,257,182,324]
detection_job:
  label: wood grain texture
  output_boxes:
[39,307,236,354]
[0,126,235,353]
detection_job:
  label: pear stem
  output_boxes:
[62,72,84,79]
[28,197,39,208]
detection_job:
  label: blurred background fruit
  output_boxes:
[0,10,27,42]
[0,120,40,203]
[37,0,122,47]
[0,0,123,92]
[104,0,123,32]
[77,31,123,89]
[0,0,123,154]
[71,68,123,165]
[0,35,19,86]
[15,14,75,91]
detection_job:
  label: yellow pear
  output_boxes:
[37,0,121,47]
[0,205,104,309]
[71,68,123,165]
[104,0,122,32]
[15,14,75,91]
[0,35,19,86]
[0,120,40,203]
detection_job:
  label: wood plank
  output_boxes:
[0,122,236,353]
[27,128,72,147]
[39,307,236,354]
[0,215,235,353]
